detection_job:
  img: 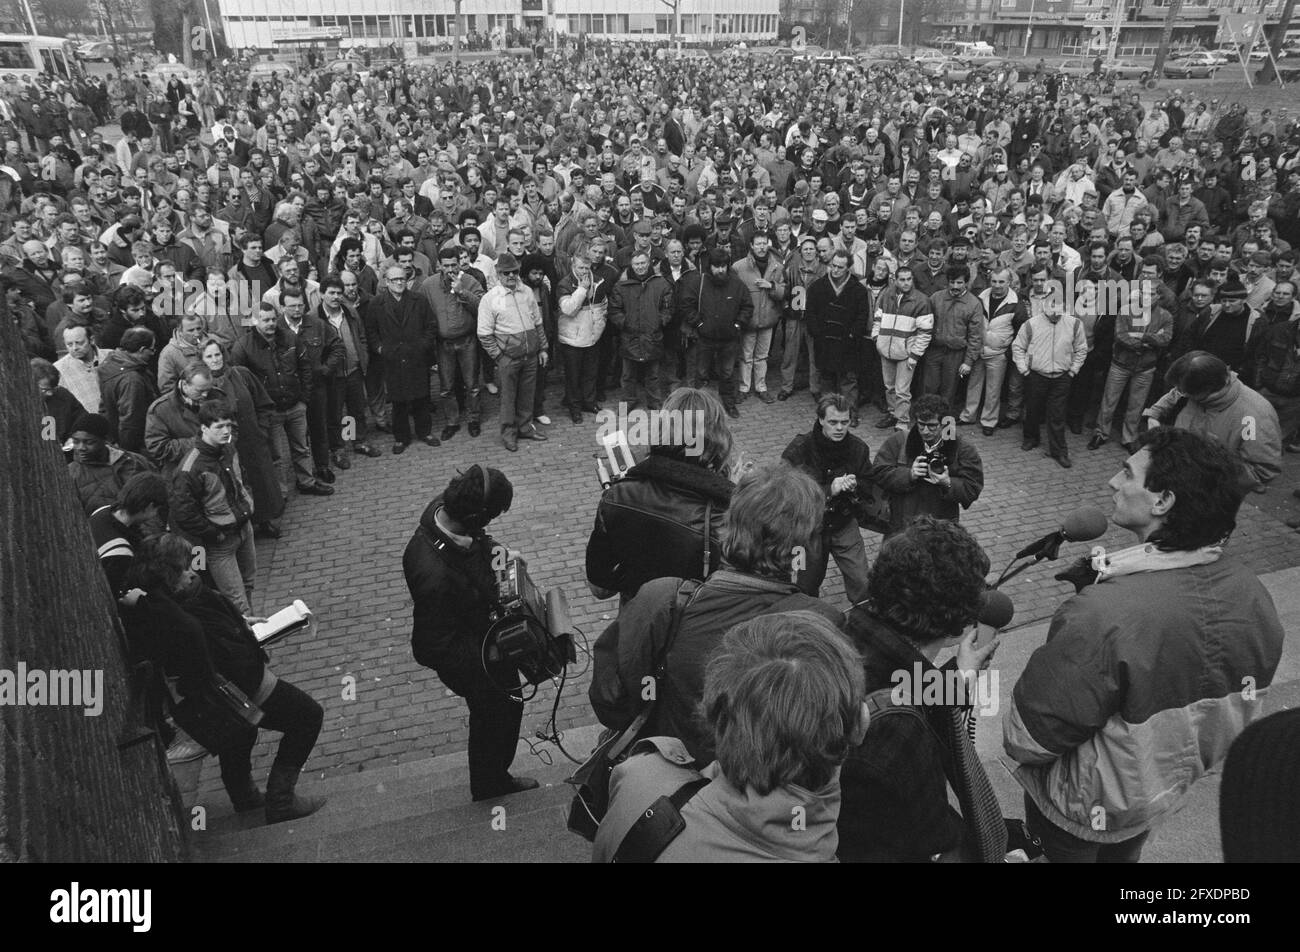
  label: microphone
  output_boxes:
[978,588,1015,630]
[1013,507,1108,562]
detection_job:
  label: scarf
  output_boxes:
[810,421,854,472]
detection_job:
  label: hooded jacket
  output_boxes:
[593,737,843,863]
[98,349,160,453]
[556,266,612,348]
[1173,374,1282,491]
[609,267,674,362]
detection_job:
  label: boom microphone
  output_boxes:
[1013,507,1108,561]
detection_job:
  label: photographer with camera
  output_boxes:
[870,395,984,538]
[781,394,875,607]
[403,465,539,802]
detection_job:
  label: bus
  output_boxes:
[0,33,79,80]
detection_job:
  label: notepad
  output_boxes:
[252,600,313,646]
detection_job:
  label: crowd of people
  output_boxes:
[15,37,1299,859]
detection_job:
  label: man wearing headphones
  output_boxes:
[403,465,539,801]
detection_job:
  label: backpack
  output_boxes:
[565,578,703,841]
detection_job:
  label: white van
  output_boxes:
[953,41,996,59]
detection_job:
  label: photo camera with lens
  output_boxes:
[484,556,576,686]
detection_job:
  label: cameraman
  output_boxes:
[403,465,539,802]
[781,394,874,606]
[870,395,984,537]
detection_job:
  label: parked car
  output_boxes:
[1163,52,1221,78]
[77,41,115,62]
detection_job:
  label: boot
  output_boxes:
[265,763,326,825]
[222,771,265,813]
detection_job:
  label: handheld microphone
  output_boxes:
[1013,507,1108,561]
[978,588,1015,630]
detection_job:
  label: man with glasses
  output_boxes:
[364,267,440,454]
[477,252,549,452]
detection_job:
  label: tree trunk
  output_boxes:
[1259,0,1297,85]
[0,298,186,863]
[1152,0,1185,78]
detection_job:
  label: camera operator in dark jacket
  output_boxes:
[871,395,985,536]
[586,387,735,607]
[590,462,840,766]
[403,465,540,802]
[781,394,875,607]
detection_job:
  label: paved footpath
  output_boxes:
[197,371,1300,802]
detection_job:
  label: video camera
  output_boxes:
[594,429,635,490]
[484,556,577,686]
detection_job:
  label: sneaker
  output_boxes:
[440,425,459,441]
[166,734,207,765]
[421,434,441,447]
[331,450,351,470]
[758,391,776,404]
[468,421,481,437]
[536,414,552,425]
[298,480,335,496]
[392,442,408,455]
[485,382,499,395]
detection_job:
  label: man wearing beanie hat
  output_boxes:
[404,465,540,802]
[1007,427,1284,862]
[66,412,153,515]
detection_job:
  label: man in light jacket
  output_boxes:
[732,233,787,403]
[1012,265,1089,468]
[962,268,1028,433]
[871,265,933,431]
[478,252,549,452]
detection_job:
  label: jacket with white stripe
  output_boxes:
[871,285,933,362]
[976,288,1029,360]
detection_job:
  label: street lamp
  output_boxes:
[898,0,905,46]
[1024,0,1036,57]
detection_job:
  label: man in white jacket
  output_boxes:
[870,266,933,431]
[1013,264,1089,468]
[963,269,1028,434]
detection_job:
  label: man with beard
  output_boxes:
[782,394,875,606]
[404,465,539,802]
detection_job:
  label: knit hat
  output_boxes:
[71,413,111,440]
[1220,708,1300,862]
[1216,273,1248,300]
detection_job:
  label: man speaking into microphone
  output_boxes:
[1004,428,1284,863]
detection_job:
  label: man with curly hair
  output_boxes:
[837,517,1002,862]
[1004,428,1284,862]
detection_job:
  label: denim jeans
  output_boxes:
[962,352,1008,429]
[268,402,314,492]
[881,357,916,427]
[329,369,371,449]
[796,519,872,607]
[203,521,256,615]
[739,327,774,393]
[438,334,481,425]
[1096,363,1156,445]
[496,352,538,436]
